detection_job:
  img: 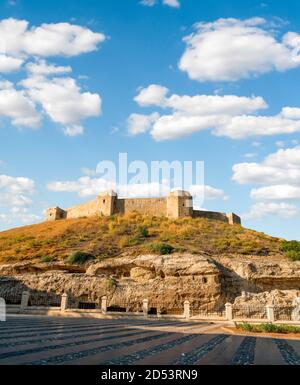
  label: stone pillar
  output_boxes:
[157,307,162,318]
[61,293,68,312]
[143,299,149,317]
[20,291,30,312]
[101,296,107,314]
[291,297,300,322]
[225,303,233,321]
[0,298,5,322]
[266,304,275,323]
[184,301,190,320]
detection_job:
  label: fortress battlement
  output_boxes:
[45,190,241,225]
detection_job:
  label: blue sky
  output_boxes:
[1,0,300,239]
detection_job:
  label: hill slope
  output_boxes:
[0,213,285,263]
[1,214,299,310]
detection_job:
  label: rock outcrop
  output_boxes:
[0,253,299,309]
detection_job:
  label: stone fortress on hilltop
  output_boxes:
[46,190,241,225]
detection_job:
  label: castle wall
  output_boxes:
[46,190,242,226]
[66,198,101,219]
[116,198,167,216]
[193,210,228,223]
[63,197,167,219]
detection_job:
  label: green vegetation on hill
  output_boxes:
[236,322,300,334]
[0,213,285,263]
[281,240,300,261]
[67,251,95,265]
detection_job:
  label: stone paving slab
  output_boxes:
[197,335,245,365]
[254,337,286,365]
[136,334,216,365]
[0,316,299,365]
[0,329,162,365]
[69,332,192,365]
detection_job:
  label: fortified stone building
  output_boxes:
[46,190,241,225]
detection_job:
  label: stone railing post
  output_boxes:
[157,307,162,318]
[20,291,30,312]
[266,304,275,323]
[225,303,233,321]
[101,296,107,314]
[184,301,190,319]
[61,293,68,312]
[143,299,149,317]
[0,298,5,322]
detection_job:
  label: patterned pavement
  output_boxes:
[0,316,299,365]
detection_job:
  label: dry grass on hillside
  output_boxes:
[0,213,284,263]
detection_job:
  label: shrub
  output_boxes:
[137,226,149,238]
[148,242,174,255]
[282,240,300,261]
[282,240,300,252]
[235,322,253,332]
[67,251,95,265]
[129,235,142,246]
[40,255,54,263]
[286,250,300,261]
[236,322,300,334]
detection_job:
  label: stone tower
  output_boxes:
[45,207,67,221]
[166,190,193,219]
[98,190,117,216]
[226,213,242,225]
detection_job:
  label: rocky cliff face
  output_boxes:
[0,253,299,309]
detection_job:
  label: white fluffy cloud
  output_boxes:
[0,174,35,207]
[48,175,227,202]
[140,0,156,5]
[140,0,180,8]
[0,18,105,63]
[179,17,300,82]
[0,174,42,229]
[0,174,34,195]
[0,80,41,128]
[3,73,102,136]
[251,185,300,201]
[26,60,72,76]
[128,112,160,136]
[20,75,101,136]
[130,84,300,140]
[214,114,300,139]
[130,84,270,140]
[189,185,228,200]
[134,84,169,107]
[0,54,23,72]
[163,0,180,8]
[135,84,266,114]
[233,146,300,185]
[48,177,170,198]
[243,202,299,220]
[0,18,104,135]
[233,146,300,219]
[0,207,40,227]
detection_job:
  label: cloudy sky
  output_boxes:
[1,0,300,239]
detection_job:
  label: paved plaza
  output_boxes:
[0,316,299,365]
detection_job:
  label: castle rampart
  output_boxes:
[45,190,241,225]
